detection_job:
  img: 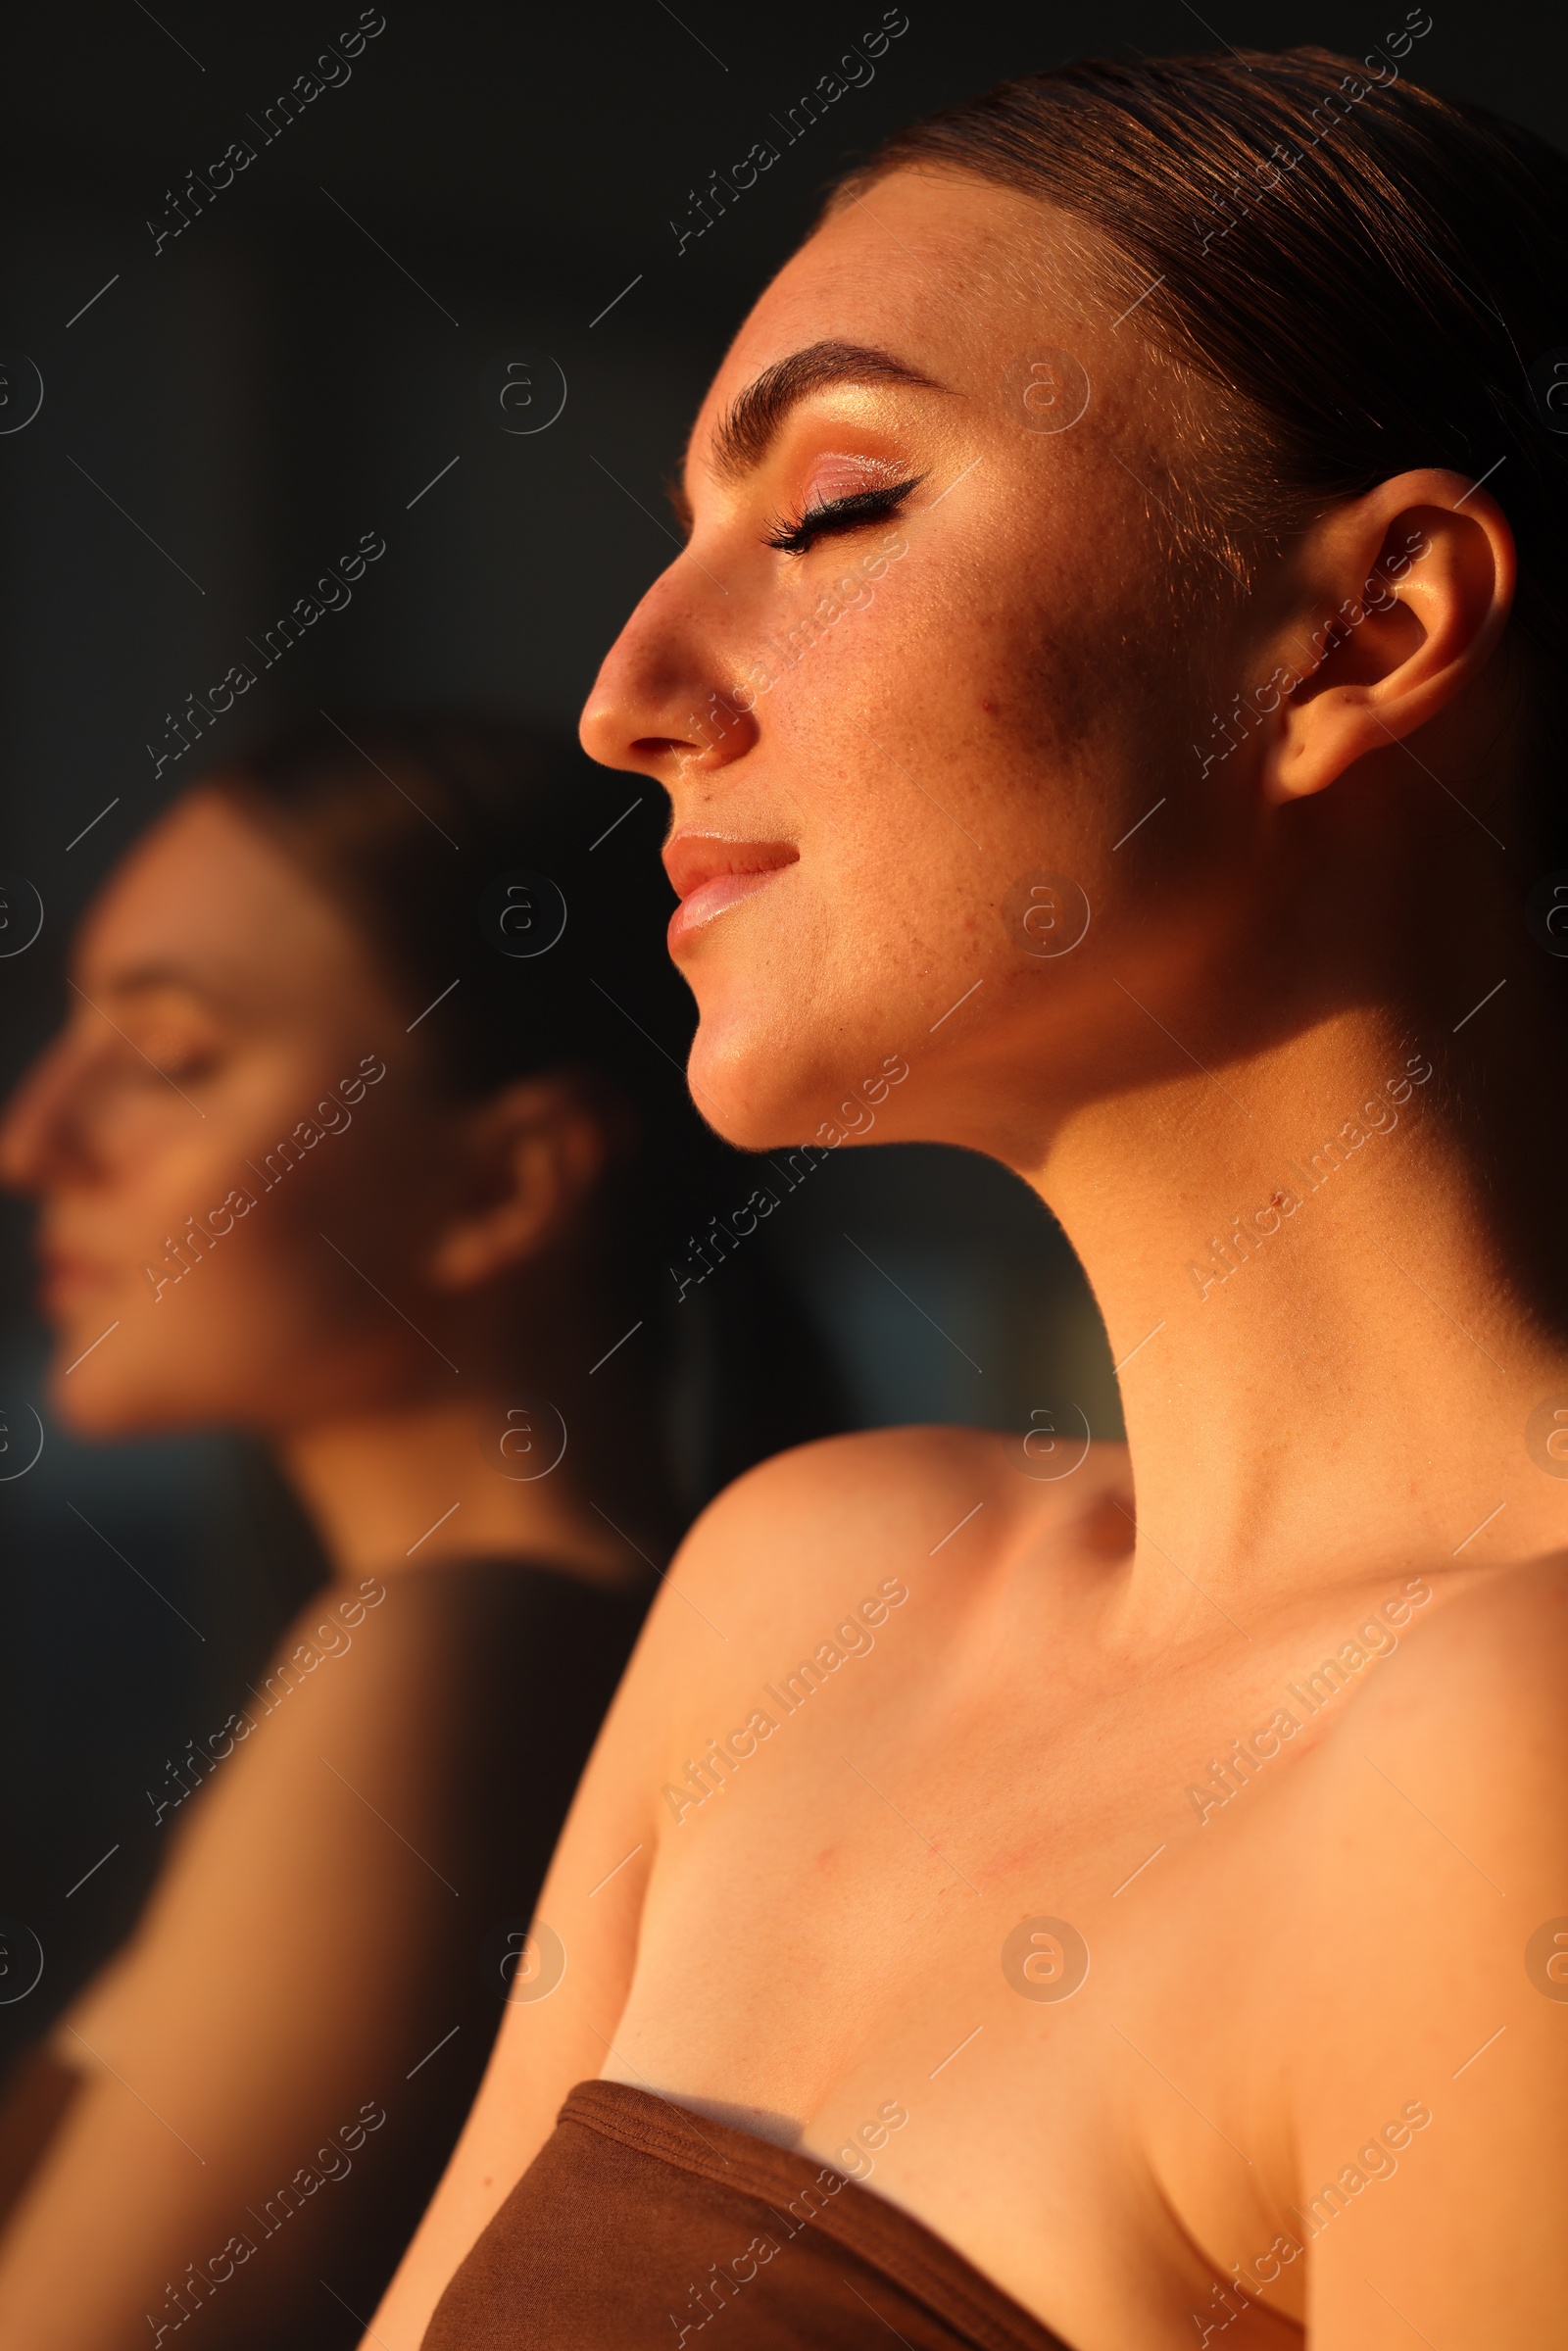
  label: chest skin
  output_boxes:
[601,1448,1450,2348]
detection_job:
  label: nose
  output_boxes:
[579,559,760,784]
[0,1030,93,1194]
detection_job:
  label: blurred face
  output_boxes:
[0,792,464,1437]
[581,171,1267,1161]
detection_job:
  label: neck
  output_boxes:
[277,1382,669,1585]
[1030,999,1568,1619]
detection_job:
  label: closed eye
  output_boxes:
[763,474,924,556]
[132,1042,222,1085]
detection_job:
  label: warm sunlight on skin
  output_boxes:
[0,783,661,2351]
[581,171,1516,1174]
[367,171,1568,2351]
[0,789,638,1575]
[0,793,425,1435]
[580,167,1554,1587]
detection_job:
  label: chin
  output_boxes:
[49,1384,178,1443]
[683,1001,815,1152]
[685,995,916,1158]
[46,1348,220,1443]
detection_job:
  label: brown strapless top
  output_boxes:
[420,2079,1074,2350]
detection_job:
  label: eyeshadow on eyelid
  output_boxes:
[803,453,909,498]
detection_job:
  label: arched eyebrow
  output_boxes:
[706,338,948,484]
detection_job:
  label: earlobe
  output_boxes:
[1255,473,1515,807]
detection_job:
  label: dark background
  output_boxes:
[0,0,1560,2062]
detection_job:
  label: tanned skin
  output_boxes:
[369,171,1568,2349]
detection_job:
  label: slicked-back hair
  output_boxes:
[830,47,1568,857]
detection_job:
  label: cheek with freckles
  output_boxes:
[676,532,1171,1152]
[593,178,1252,1160]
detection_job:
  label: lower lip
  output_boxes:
[667,864,792,952]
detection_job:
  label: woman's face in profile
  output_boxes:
[0,791,461,1438]
[583,171,1262,1159]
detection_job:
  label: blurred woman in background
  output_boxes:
[0,714,839,2349]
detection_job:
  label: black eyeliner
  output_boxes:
[763,473,925,555]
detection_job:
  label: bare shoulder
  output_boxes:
[1276,1548,1568,2043]
[613,1426,1131,1767]
[669,1423,1129,1620]
[1332,1548,1568,1767]
[63,1571,485,2049]
[1267,1558,1568,2327]
[1283,1551,1568,1899]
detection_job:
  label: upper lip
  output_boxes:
[662,831,799,901]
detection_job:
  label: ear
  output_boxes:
[425,1074,616,1293]
[1258,468,1516,806]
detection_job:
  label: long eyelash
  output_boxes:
[763,474,925,556]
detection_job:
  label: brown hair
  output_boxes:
[218,713,682,1111]
[831,45,1568,857]
[209,713,848,1497]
